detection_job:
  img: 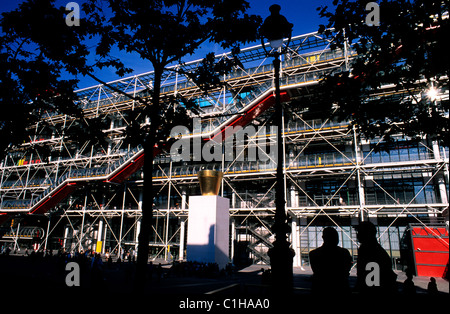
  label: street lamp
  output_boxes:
[260,4,293,52]
[260,4,294,293]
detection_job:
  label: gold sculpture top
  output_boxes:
[197,170,223,196]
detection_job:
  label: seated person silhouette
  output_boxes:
[309,227,353,295]
[355,221,397,294]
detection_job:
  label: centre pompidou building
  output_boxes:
[1,31,448,277]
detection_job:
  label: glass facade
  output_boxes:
[298,224,407,270]
[363,140,433,164]
[365,175,439,205]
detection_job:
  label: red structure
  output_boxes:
[410,225,449,278]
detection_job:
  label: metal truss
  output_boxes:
[1,30,448,267]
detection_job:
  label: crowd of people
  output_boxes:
[309,221,443,296]
[1,221,446,295]
[1,244,235,291]
[167,260,234,278]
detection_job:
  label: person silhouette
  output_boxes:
[309,227,353,295]
[355,221,397,294]
[402,268,416,295]
[427,277,438,295]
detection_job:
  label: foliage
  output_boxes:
[1,0,262,291]
[84,0,261,145]
[83,0,262,290]
[0,0,123,158]
[1,0,261,156]
[316,0,449,146]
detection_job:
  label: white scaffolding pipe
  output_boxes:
[353,125,366,221]
[179,220,185,261]
[78,193,88,252]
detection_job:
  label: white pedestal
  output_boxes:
[187,195,230,269]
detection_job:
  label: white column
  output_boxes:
[232,192,236,209]
[179,220,185,261]
[138,190,143,211]
[433,141,448,204]
[135,219,141,252]
[44,218,51,251]
[181,189,187,210]
[291,217,301,267]
[102,221,107,254]
[230,220,236,263]
[96,220,103,253]
[187,195,230,269]
[97,220,103,242]
[432,140,441,160]
[354,126,366,221]
[438,177,448,204]
[290,185,298,208]
[63,226,69,250]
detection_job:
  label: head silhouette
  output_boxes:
[322,227,339,246]
[269,4,281,15]
[356,221,377,244]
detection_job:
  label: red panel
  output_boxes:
[108,153,145,183]
[414,252,449,265]
[416,264,448,278]
[30,183,78,215]
[412,227,449,278]
[412,227,448,237]
[210,92,290,142]
[413,237,449,252]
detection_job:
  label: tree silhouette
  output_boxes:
[0,0,129,159]
[1,0,261,291]
[84,0,261,290]
[316,0,449,146]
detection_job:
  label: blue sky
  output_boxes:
[1,0,335,89]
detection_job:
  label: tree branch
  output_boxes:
[83,71,152,107]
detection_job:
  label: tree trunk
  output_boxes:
[134,65,163,292]
[134,136,155,291]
